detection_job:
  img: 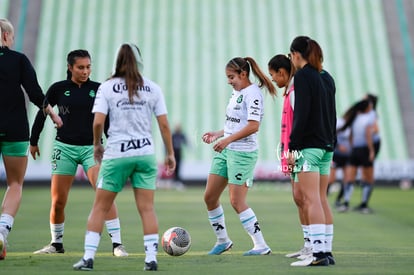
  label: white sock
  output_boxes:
[309,224,326,254]
[302,224,311,248]
[0,213,14,238]
[50,223,64,243]
[105,218,122,244]
[83,231,101,260]
[325,224,334,252]
[208,205,230,243]
[239,208,267,249]
[144,234,158,263]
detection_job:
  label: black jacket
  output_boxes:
[0,47,45,141]
[289,64,336,152]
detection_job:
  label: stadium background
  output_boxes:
[1,0,413,183]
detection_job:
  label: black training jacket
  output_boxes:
[0,46,45,141]
[289,64,336,152]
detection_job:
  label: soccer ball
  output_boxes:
[161,227,191,256]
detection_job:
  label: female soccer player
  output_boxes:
[202,57,276,256]
[0,18,61,260]
[31,49,128,257]
[287,36,336,267]
[73,43,175,271]
[268,54,313,260]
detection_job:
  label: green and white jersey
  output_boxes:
[224,83,263,152]
[92,76,167,159]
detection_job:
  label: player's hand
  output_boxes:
[50,113,63,128]
[164,154,176,176]
[213,138,229,153]
[30,145,40,160]
[94,144,105,164]
[202,132,219,144]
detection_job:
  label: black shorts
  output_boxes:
[332,153,349,168]
[374,140,381,156]
[350,146,372,167]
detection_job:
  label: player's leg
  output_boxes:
[86,162,127,257]
[0,141,29,260]
[286,178,311,259]
[204,150,233,255]
[130,155,159,271]
[0,150,28,260]
[228,149,270,256]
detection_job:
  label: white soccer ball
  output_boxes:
[161,227,191,256]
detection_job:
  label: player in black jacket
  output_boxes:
[30,49,128,257]
[287,36,336,267]
[0,19,61,260]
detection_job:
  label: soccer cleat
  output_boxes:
[33,243,65,254]
[113,244,129,257]
[290,253,329,267]
[285,246,312,258]
[359,207,374,214]
[0,232,6,260]
[207,241,233,255]
[325,252,336,265]
[337,204,349,213]
[243,247,272,256]
[144,261,158,271]
[73,258,94,271]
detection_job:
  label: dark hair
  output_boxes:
[113,44,144,103]
[66,49,91,80]
[268,54,295,96]
[338,99,370,132]
[290,36,323,72]
[366,93,378,110]
[227,57,277,97]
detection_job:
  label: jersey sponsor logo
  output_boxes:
[64,90,70,96]
[116,99,147,108]
[253,99,259,105]
[233,104,241,110]
[112,83,152,93]
[120,138,151,152]
[226,115,240,123]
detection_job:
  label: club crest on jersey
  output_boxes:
[89,90,96,97]
[237,95,243,103]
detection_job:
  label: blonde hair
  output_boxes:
[0,19,14,47]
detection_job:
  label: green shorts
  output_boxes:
[292,148,333,182]
[96,155,157,192]
[51,140,96,175]
[209,148,258,187]
[0,141,29,157]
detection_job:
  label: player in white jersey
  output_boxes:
[73,43,175,272]
[338,98,377,214]
[202,57,276,256]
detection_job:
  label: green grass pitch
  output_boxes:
[1,183,413,274]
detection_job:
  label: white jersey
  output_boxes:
[92,76,167,159]
[351,111,375,148]
[224,83,264,152]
